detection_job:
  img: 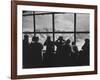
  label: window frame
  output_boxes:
[22,12,90,47]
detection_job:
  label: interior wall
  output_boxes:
[0,0,99,80]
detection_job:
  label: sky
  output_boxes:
[22,11,89,32]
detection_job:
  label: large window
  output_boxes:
[22,11,89,51]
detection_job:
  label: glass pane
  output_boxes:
[76,13,90,31]
[22,14,34,32]
[76,34,89,50]
[55,13,74,32]
[35,14,52,32]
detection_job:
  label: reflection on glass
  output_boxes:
[55,13,74,32]
[76,34,89,50]
[35,14,52,32]
[22,15,34,32]
[76,13,90,31]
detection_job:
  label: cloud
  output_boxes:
[22,12,89,32]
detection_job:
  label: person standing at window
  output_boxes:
[30,36,43,67]
[55,36,65,66]
[44,36,54,66]
[81,39,90,65]
[71,42,79,65]
[23,34,30,68]
[63,39,72,66]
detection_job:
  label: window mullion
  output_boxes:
[33,11,36,36]
[74,13,76,44]
[52,13,55,42]
[52,13,55,51]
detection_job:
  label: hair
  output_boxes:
[35,37,39,42]
[32,36,36,41]
[32,36,39,42]
[24,34,28,39]
[58,36,63,40]
[85,39,89,42]
[47,36,51,40]
[72,42,75,45]
[66,39,70,44]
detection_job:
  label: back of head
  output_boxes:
[85,38,89,44]
[58,36,63,41]
[24,34,28,39]
[24,34,29,42]
[32,36,39,43]
[66,39,70,44]
[35,37,39,42]
[47,36,51,41]
[32,36,36,42]
[72,42,75,45]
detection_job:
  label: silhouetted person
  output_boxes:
[82,39,89,55]
[55,36,65,55]
[55,36,65,66]
[79,39,90,65]
[30,36,43,67]
[44,36,54,54]
[44,36,54,66]
[23,34,30,68]
[71,42,78,55]
[63,39,71,56]
[63,39,72,66]
[82,39,89,65]
[71,42,79,65]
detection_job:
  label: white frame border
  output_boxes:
[17,5,95,75]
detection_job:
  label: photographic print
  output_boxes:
[11,1,97,79]
[22,11,90,68]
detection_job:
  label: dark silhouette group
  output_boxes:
[23,34,90,68]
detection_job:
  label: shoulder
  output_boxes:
[38,43,43,46]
